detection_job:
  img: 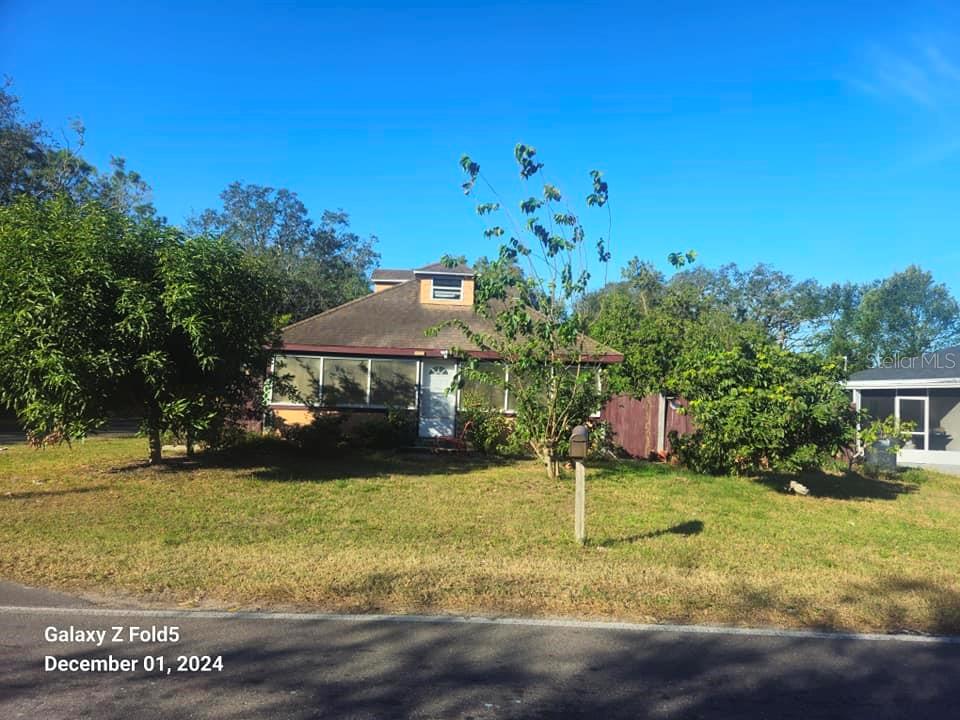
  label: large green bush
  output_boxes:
[668,341,856,475]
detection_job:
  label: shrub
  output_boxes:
[668,341,856,475]
[271,407,417,454]
[216,431,291,457]
[858,414,915,476]
[860,414,915,449]
[347,409,416,450]
[277,413,347,453]
[587,419,621,460]
[458,403,514,454]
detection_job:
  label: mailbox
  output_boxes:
[569,425,589,460]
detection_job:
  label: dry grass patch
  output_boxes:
[2,437,960,633]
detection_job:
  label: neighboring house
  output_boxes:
[847,346,960,469]
[268,261,623,439]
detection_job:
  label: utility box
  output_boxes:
[569,425,589,460]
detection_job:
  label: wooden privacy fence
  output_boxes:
[600,394,694,459]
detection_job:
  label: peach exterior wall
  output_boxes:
[418,277,474,307]
[272,406,399,428]
[272,407,314,426]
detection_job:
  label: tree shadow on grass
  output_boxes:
[248,450,515,483]
[594,520,704,548]
[753,469,918,501]
[108,444,515,483]
[0,485,109,501]
[865,576,960,636]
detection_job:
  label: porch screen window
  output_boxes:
[272,356,321,404]
[898,398,927,450]
[370,359,418,407]
[322,358,368,406]
[460,362,507,411]
[861,390,895,424]
[432,277,463,300]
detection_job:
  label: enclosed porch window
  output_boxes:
[271,354,418,409]
[858,388,960,453]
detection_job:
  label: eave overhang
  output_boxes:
[845,378,960,390]
[278,342,623,364]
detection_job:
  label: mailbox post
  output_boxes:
[569,425,589,544]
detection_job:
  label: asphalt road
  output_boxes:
[2,581,960,719]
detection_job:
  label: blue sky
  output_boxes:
[2,1,959,293]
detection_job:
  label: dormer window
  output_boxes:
[432,276,463,301]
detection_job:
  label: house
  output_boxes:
[847,347,960,470]
[268,262,623,439]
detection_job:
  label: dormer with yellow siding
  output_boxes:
[414,262,475,307]
[370,262,475,306]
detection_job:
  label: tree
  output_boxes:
[0,195,283,463]
[796,267,959,371]
[1,81,157,217]
[795,280,869,366]
[95,156,156,221]
[589,277,760,398]
[0,195,144,441]
[665,263,814,348]
[142,234,283,459]
[853,266,960,368]
[441,144,613,478]
[188,183,378,321]
[1,80,94,205]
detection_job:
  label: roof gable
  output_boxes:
[370,268,414,282]
[281,278,621,361]
[283,280,489,353]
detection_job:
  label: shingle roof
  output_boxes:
[848,346,960,382]
[281,278,621,360]
[414,262,475,276]
[370,268,415,281]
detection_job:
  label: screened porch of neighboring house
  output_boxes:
[855,388,960,466]
[847,347,960,470]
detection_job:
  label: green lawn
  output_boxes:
[2,436,959,634]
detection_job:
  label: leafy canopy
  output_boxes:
[188,183,379,322]
[0,195,283,462]
[0,81,156,219]
[442,144,614,477]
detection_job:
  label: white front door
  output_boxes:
[420,360,457,437]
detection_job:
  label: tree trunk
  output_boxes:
[185,428,195,458]
[543,451,560,479]
[532,441,561,479]
[145,401,163,465]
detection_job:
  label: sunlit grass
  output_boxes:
[2,436,959,633]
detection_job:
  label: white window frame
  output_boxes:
[504,366,513,414]
[431,276,463,301]
[896,394,930,450]
[269,354,417,410]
